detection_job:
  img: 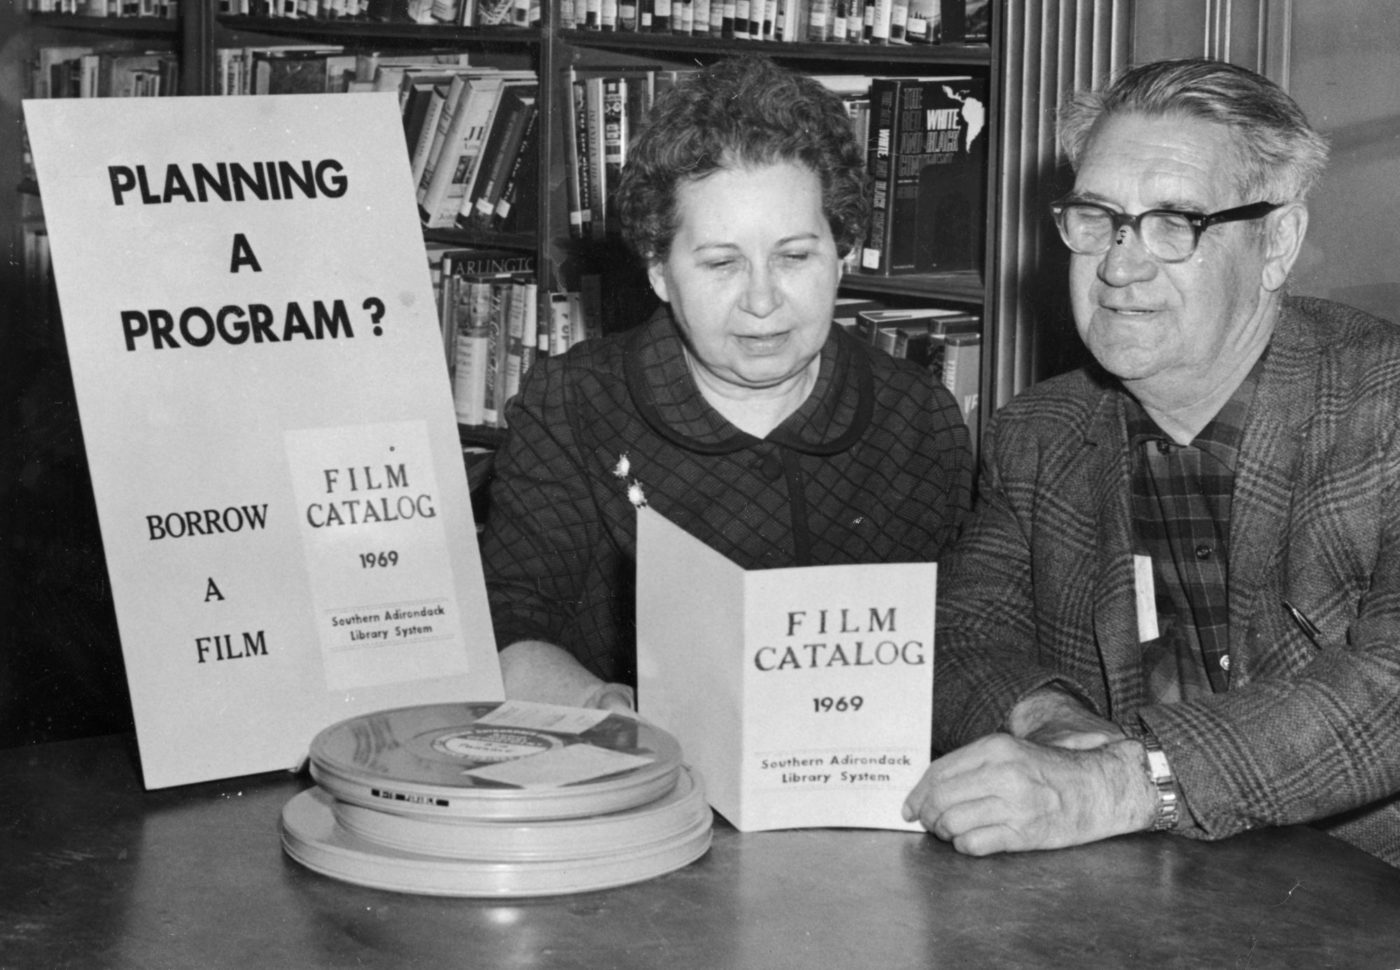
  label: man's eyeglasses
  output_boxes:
[1049,198,1283,263]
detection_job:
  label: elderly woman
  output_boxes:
[480,54,973,710]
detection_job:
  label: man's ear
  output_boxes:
[647,259,671,303]
[1262,202,1308,292]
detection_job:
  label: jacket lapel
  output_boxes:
[1227,303,1317,677]
[1083,385,1152,714]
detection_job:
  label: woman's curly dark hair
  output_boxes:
[616,55,871,262]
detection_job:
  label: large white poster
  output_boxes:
[23,93,503,789]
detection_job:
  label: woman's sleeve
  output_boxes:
[478,360,601,654]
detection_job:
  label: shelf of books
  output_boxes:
[16,0,995,449]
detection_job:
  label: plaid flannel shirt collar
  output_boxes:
[1124,351,1264,463]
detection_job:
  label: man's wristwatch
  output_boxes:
[1139,731,1181,832]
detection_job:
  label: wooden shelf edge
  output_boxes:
[840,270,986,307]
[423,228,537,250]
[458,424,508,448]
[217,15,541,46]
[27,12,178,34]
[556,28,992,66]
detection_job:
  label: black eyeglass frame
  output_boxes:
[1048,198,1285,262]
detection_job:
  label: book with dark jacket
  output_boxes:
[490,102,541,232]
[458,83,539,230]
[862,74,985,276]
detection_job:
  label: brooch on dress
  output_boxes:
[611,452,649,508]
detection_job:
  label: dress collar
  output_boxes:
[624,307,874,456]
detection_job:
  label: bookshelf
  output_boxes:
[11,0,1007,440]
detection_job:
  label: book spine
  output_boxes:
[535,284,551,357]
[868,0,894,42]
[437,252,458,374]
[452,272,495,426]
[601,77,627,233]
[481,279,510,426]
[886,80,931,273]
[577,272,603,343]
[408,83,449,187]
[852,309,881,345]
[548,291,573,357]
[905,0,936,42]
[844,0,862,40]
[889,0,908,42]
[937,0,964,40]
[861,78,900,274]
[746,0,762,38]
[941,331,980,441]
[521,277,539,376]
[452,327,489,426]
[773,0,795,40]
[583,76,608,236]
[416,73,470,208]
[565,75,594,239]
[490,101,541,231]
[566,291,588,348]
[502,275,528,417]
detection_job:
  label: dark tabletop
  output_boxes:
[3,733,1399,970]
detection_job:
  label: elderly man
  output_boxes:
[905,58,1400,866]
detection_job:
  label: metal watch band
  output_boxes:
[1140,732,1181,832]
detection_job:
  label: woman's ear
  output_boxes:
[647,259,671,303]
[1262,202,1308,293]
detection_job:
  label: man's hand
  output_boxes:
[901,734,1157,856]
[1007,686,1126,750]
[581,681,636,712]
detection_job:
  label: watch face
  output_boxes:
[1138,736,1180,831]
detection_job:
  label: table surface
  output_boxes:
[4,733,1400,970]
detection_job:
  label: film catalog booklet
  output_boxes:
[635,506,934,832]
[23,94,504,789]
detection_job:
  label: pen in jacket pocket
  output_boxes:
[1283,600,1323,648]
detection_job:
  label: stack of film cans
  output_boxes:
[280,700,712,896]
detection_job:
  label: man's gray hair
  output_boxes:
[1058,58,1330,203]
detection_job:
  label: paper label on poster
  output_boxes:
[636,506,934,832]
[22,94,504,789]
[285,420,467,692]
